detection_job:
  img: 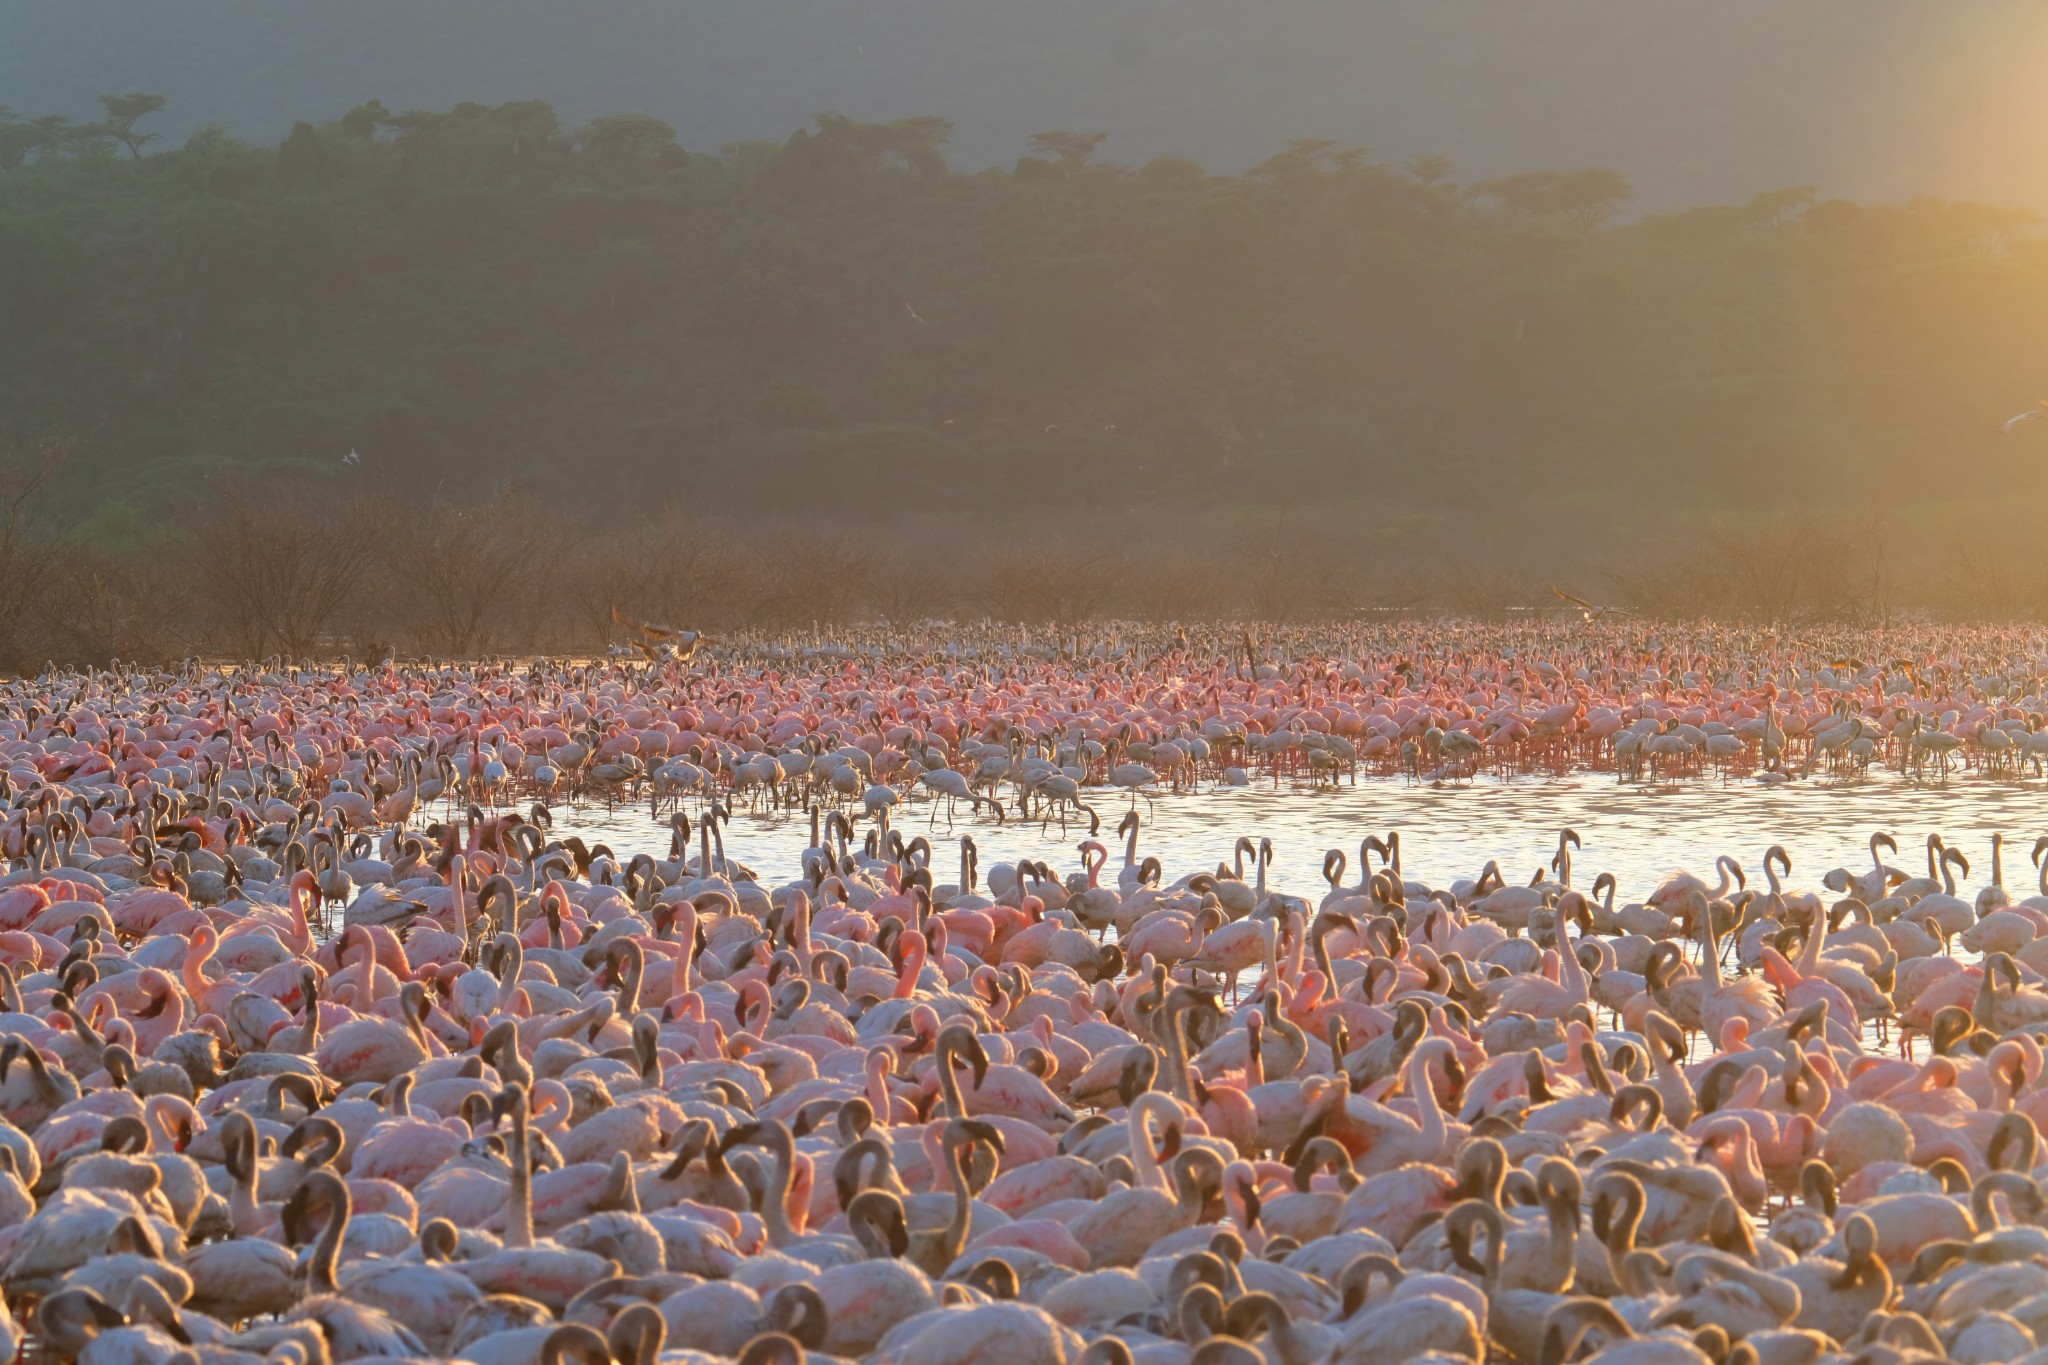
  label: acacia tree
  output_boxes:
[0,108,39,171]
[1027,130,1108,174]
[97,93,166,159]
[0,112,93,168]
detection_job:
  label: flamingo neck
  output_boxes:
[1555,925,1589,999]
[1128,1099,1165,1191]
[1697,900,1725,988]
[760,1143,798,1247]
[182,929,214,999]
[893,935,927,1000]
[309,1188,347,1292]
[865,1050,893,1118]
[790,896,812,972]
[1409,1046,1447,1155]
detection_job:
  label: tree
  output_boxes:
[494,100,563,159]
[5,90,2048,635]
[1471,168,1632,228]
[1404,154,1453,185]
[0,113,88,168]
[276,121,330,183]
[1028,131,1109,174]
[1740,186,1817,229]
[0,109,42,171]
[578,114,678,165]
[337,100,393,139]
[97,92,167,159]
[881,116,952,176]
[53,115,112,157]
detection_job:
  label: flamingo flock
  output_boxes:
[619,619,2048,790]
[1,637,2047,1362]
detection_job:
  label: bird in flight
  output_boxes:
[2000,402,2048,433]
[611,605,702,654]
[343,448,361,466]
[904,303,927,324]
[1551,585,1626,621]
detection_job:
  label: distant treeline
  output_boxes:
[3,96,2048,654]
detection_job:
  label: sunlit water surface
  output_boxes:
[547,769,2043,904]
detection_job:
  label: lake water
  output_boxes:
[548,767,2044,902]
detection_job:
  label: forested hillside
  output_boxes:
[3,95,2046,530]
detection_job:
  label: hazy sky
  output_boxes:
[6,0,2048,210]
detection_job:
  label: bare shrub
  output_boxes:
[1432,564,1532,621]
[19,470,2048,666]
[1356,562,1429,614]
[0,450,60,670]
[38,546,171,665]
[1709,522,1815,622]
[977,547,1116,625]
[863,549,956,623]
[390,489,535,655]
[1118,550,1230,621]
[632,511,745,629]
[1701,516,1883,623]
[762,542,875,626]
[561,528,653,651]
[1234,535,1371,621]
[1937,528,2048,621]
[185,481,381,658]
[1602,536,1727,618]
